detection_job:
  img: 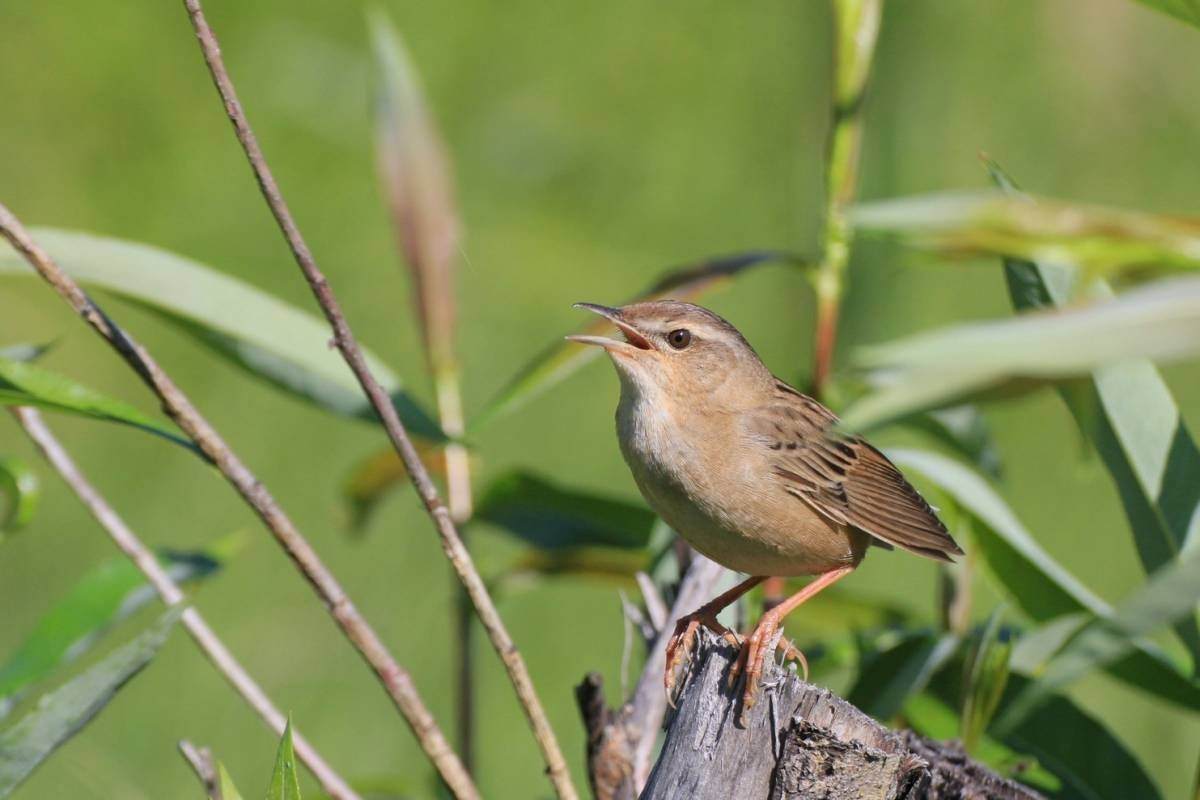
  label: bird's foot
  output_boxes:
[727,617,808,723]
[664,612,740,707]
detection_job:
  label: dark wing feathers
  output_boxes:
[756,381,963,563]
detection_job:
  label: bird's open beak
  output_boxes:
[566,303,654,354]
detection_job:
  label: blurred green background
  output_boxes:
[2,0,1199,797]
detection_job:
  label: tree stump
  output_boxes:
[639,632,1042,800]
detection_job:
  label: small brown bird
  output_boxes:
[568,300,962,712]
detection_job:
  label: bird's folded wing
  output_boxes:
[750,384,963,562]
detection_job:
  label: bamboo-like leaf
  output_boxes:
[0,458,39,535]
[0,229,442,439]
[960,608,1012,753]
[997,548,1200,732]
[899,405,1002,478]
[474,471,656,551]
[902,692,1060,792]
[266,719,302,800]
[892,448,1200,712]
[846,630,960,720]
[850,190,1200,276]
[0,608,181,797]
[470,250,801,431]
[218,764,246,800]
[1132,0,1200,28]
[0,356,198,455]
[496,547,649,591]
[929,665,1162,799]
[0,542,233,717]
[842,276,1200,431]
[990,161,1200,667]
[369,9,460,375]
[341,441,447,532]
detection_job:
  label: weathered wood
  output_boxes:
[639,632,1042,800]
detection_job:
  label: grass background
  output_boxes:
[2,0,1199,796]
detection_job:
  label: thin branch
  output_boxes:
[627,554,726,791]
[12,407,360,800]
[177,2,577,796]
[178,740,220,800]
[0,208,476,799]
[810,0,883,396]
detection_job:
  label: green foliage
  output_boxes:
[0,230,442,439]
[1132,0,1200,28]
[959,608,1011,753]
[845,630,960,720]
[0,608,180,798]
[0,457,38,537]
[218,764,246,800]
[266,720,302,800]
[0,544,230,717]
[0,355,198,454]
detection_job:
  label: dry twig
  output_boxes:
[13,407,360,800]
[0,205,476,799]
[178,2,576,796]
[178,740,220,800]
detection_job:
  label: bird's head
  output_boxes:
[567,300,772,405]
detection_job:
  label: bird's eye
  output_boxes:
[667,329,692,350]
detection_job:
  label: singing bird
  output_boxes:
[568,300,961,712]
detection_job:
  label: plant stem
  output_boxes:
[436,366,477,771]
[0,206,476,799]
[177,3,577,796]
[12,407,361,800]
[810,0,883,397]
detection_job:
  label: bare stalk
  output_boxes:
[177,2,576,796]
[0,207,477,799]
[178,740,220,800]
[810,0,883,397]
[12,407,361,800]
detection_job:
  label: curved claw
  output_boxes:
[664,613,740,706]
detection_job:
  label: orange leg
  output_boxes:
[729,566,855,716]
[664,575,765,703]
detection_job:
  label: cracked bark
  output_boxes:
[630,633,1043,800]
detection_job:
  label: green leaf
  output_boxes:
[0,229,442,440]
[846,630,960,720]
[219,764,246,800]
[898,405,1002,478]
[0,458,39,535]
[474,471,656,551]
[990,161,1200,667]
[903,692,1060,792]
[850,190,1200,276]
[0,356,198,455]
[0,543,231,716]
[0,608,181,797]
[1131,0,1200,28]
[891,448,1200,712]
[960,607,1011,753]
[997,548,1200,732]
[470,250,801,431]
[842,276,1200,431]
[266,719,302,800]
[0,343,54,364]
[495,547,649,594]
[930,665,1162,799]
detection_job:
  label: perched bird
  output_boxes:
[568,300,961,713]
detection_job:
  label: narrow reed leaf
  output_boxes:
[960,608,1011,753]
[843,276,1200,431]
[370,9,460,374]
[218,764,246,800]
[474,470,656,552]
[892,448,1200,712]
[0,608,181,797]
[1131,0,1200,28]
[0,229,442,439]
[846,631,961,720]
[0,544,231,716]
[266,719,302,800]
[0,458,39,536]
[851,190,1200,276]
[899,405,1002,478]
[991,159,1200,665]
[472,250,801,430]
[0,356,198,455]
[341,440,447,533]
